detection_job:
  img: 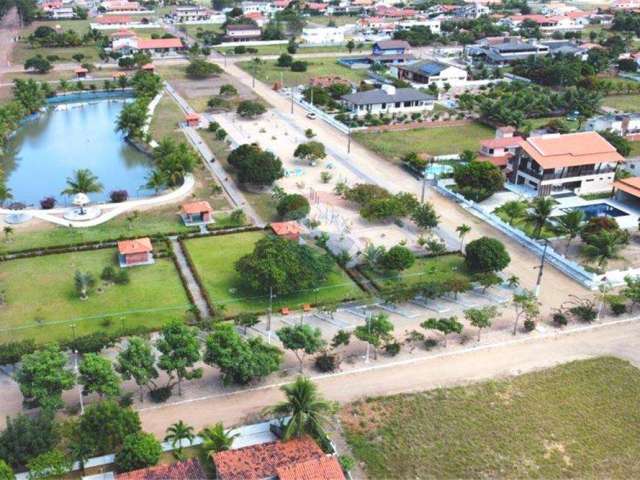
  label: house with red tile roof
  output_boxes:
[180,200,213,225]
[111,36,184,56]
[478,127,523,169]
[507,132,624,197]
[117,237,154,267]
[116,458,207,479]
[271,221,302,241]
[212,436,340,480]
[276,455,345,480]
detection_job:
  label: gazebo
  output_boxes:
[184,113,201,128]
[75,67,88,78]
[271,221,302,241]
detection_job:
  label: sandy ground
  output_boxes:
[0,8,20,69]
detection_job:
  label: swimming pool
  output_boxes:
[566,203,629,220]
[424,164,453,178]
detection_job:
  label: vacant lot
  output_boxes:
[361,254,470,289]
[342,357,640,479]
[0,248,190,343]
[354,123,493,162]
[184,231,365,315]
[602,94,640,113]
[238,57,369,87]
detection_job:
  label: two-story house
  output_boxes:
[507,132,624,197]
[478,127,523,169]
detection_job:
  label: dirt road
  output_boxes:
[0,7,20,69]
[139,317,640,436]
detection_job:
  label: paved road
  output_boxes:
[139,317,640,436]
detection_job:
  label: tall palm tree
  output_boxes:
[581,230,628,268]
[164,420,195,457]
[0,183,13,207]
[62,169,103,213]
[144,170,167,193]
[266,376,336,441]
[200,422,238,453]
[455,224,471,252]
[526,197,556,238]
[499,200,527,226]
[556,209,585,254]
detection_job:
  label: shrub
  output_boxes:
[384,341,401,356]
[381,245,415,272]
[315,351,340,372]
[215,128,227,140]
[115,432,162,473]
[0,339,37,366]
[453,161,504,202]
[63,332,116,354]
[276,53,293,67]
[424,338,439,350]
[290,61,308,72]
[185,59,222,79]
[608,298,627,316]
[569,304,597,323]
[39,196,56,209]
[208,121,220,132]
[523,319,536,332]
[552,312,568,326]
[276,193,310,220]
[101,265,116,281]
[338,455,355,473]
[114,269,130,285]
[149,386,172,403]
[465,237,510,274]
[237,100,266,118]
[110,190,128,203]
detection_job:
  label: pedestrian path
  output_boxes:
[169,237,211,318]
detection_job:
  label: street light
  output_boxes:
[74,350,84,415]
[267,286,276,343]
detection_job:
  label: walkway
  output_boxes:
[169,237,211,318]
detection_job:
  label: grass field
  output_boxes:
[353,122,493,162]
[361,254,470,289]
[238,57,369,87]
[342,357,640,479]
[493,203,558,239]
[602,94,640,113]
[0,247,190,343]
[184,231,365,315]
[12,43,101,65]
[149,94,187,143]
[217,42,370,56]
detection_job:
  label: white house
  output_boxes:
[585,114,640,136]
[112,36,185,56]
[301,26,345,45]
[396,59,468,87]
[168,6,225,24]
[225,24,262,41]
[341,84,435,117]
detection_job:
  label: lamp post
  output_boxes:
[267,286,275,343]
[347,126,351,154]
[534,238,549,298]
[74,350,84,415]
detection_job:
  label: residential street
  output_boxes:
[138,317,640,436]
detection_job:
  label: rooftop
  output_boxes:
[276,456,346,480]
[136,38,183,49]
[397,59,456,76]
[116,458,207,480]
[341,87,433,106]
[271,221,302,236]
[117,237,153,255]
[374,40,411,50]
[227,24,261,31]
[614,176,640,198]
[521,132,624,169]
[481,136,523,149]
[181,200,212,214]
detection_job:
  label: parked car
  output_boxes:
[306,112,317,120]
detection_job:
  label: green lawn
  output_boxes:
[238,57,369,87]
[149,94,187,143]
[217,42,370,56]
[12,43,101,65]
[184,231,365,316]
[342,357,640,479]
[353,122,494,162]
[523,116,579,132]
[0,248,190,343]
[629,140,640,158]
[602,94,640,113]
[361,254,470,289]
[493,204,558,239]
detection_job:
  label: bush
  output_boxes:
[149,386,172,403]
[101,265,116,281]
[290,61,308,72]
[276,53,293,67]
[0,339,37,366]
[569,304,597,323]
[523,319,536,332]
[215,128,227,140]
[207,121,220,132]
[185,59,223,79]
[338,455,355,473]
[63,332,116,354]
[237,100,266,118]
[315,351,340,372]
[115,432,162,473]
[453,161,504,202]
[39,196,56,209]
[424,338,439,350]
[110,190,128,203]
[552,312,568,326]
[609,298,627,316]
[114,269,130,285]
[276,193,310,220]
[384,341,401,356]
[381,245,415,272]
[465,237,510,274]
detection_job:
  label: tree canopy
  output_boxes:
[453,160,504,202]
[228,143,284,186]
[465,237,511,274]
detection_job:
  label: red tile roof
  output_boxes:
[117,237,153,255]
[614,176,640,198]
[521,132,624,169]
[97,15,132,24]
[75,67,88,73]
[276,456,346,480]
[271,221,301,236]
[136,38,183,50]
[181,200,212,215]
[212,437,324,480]
[478,154,512,168]
[116,458,207,480]
[480,136,522,149]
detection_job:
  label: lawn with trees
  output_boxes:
[0,248,190,343]
[183,231,365,316]
[342,357,640,479]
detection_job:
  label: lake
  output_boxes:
[1,96,154,207]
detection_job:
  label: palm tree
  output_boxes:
[0,183,13,207]
[266,376,336,441]
[581,230,628,268]
[74,271,95,300]
[556,209,585,254]
[500,200,527,226]
[3,226,14,242]
[455,224,471,252]
[164,420,195,458]
[200,422,238,453]
[526,197,556,238]
[144,170,167,193]
[62,169,103,213]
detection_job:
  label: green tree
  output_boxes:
[200,423,238,453]
[599,129,631,157]
[237,100,266,118]
[0,460,14,480]
[115,100,147,139]
[277,193,310,220]
[453,160,504,202]
[581,229,628,268]
[79,353,121,399]
[512,290,539,335]
[381,245,415,272]
[74,270,95,299]
[164,421,195,457]
[0,413,58,470]
[204,323,282,385]
[527,197,556,238]
[61,168,103,202]
[500,200,528,226]
[153,137,198,187]
[266,376,336,441]
[421,316,463,347]
[24,55,52,73]
[76,400,141,455]
[465,237,510,274]
[411,202,439,231]
[185,59,223,79]
[294,141,326,164]
[464,306,498,341]
[15,345,74,411]
[156,320,203,396]
[556,209,585,253]
[228,143,284,186]
[456,223,471,252]
[13,79,46,113]
[277,324,325,373]
[276,53,293,67]
[219,84,238,96]
[115,432,162,473]
[622,275,640,311]
[144,170,167,193]
[116,337,159,402]
[354,313,394,360]
[346,39,355,53]
[26,450,71,480]
[235,235,333,296]
[234,312,260,334]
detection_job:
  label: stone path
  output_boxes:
[169,237,211,318]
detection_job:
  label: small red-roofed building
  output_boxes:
[271,221,302,241]
[141,63,154,72]
[75,67,88,78]
[116,458,207,479]
[180,201,214,225]
[184,112,201,128]
[478,127,523,169]
[117,237,154,267]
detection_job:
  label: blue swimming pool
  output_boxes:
[567,203,629,219]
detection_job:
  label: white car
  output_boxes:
[306,112,317,120]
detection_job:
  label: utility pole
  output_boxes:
[74,350,84,415]
[290,87,294,114]
[420,158,432,203]
[347,127,351,154]
[267,286,274,343]
[534,239,549,297]
[252,60,257,88]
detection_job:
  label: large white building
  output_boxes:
[301,26,345,45]
[341,84,435,117]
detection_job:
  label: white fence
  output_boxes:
[290,92,351,134]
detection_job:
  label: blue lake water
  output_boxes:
[1,97,154,206]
